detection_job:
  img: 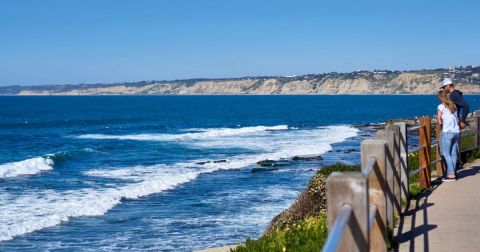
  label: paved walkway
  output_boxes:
[395,159,480,252]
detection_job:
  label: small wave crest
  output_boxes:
[46,148,103,163]
[0,157,54,178]
[0,148,100,179]
[75,125,289,142]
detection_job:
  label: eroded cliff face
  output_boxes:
[14,72,480,95]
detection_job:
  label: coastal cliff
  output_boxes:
[4,69,480,95]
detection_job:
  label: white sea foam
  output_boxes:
[0,125,358,241]
[75,125,288,141]
[0,166,203,241]
[84,126,358,174]
[190,125,359,168]
[0,157,54,178]
[84,165,160,181]
[0,148,100,179]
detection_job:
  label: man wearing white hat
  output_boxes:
[440,78,470,129]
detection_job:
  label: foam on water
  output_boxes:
[75,125,288,141]
[84,165,162,181]
[0,157,54,178]
[0,165,204,241]
[0,125,357,241]
[85,125,358,174]
[190,125,359,169]
[0,148,99,179]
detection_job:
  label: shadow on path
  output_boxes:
[394,164,480,252]
[393,180,441,252]
[457,165,480,179]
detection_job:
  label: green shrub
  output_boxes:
[316,163,360,176]
[232,215,328,252]
[462,149,480,163]
[460,134,475,150]
[409,183,424,198]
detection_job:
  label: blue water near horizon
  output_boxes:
[0,95,478,251]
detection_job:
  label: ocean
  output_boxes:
[1,95,478,251]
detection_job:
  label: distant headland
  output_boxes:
[2,65,480,95]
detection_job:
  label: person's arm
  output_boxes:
[437,109,442,126]
[450,91,470,122]
[460,98,470,122]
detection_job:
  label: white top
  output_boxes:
[438,104,460,133]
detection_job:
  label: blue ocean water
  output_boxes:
[0,95,478,251]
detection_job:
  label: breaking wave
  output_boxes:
[75,125,289,141]
[0,157,54,179]
[0,148,99,179]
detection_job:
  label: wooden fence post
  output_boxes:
[424,116,432,182]
[361,139,387,252]
[394,122,409,202]
[327,173,369,252]
[386,124,401,215]
[418,117,431,188]
[376,130,393,229]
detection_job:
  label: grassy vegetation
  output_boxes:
[232,216,328,252]
[459,134,480,163]
[315,163,360,176]
[463,149,480,163]
[460,133,475,150]
[407,150,426,198]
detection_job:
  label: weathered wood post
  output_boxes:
[327,173,369,252]
[418,117,431,188]
[376,129,394,229]
[419,130,429,188]
[361,139,387,252]
[394,122,409,202]
[435,122,445,176]
[424,116,432,182]
[386,124,401,214]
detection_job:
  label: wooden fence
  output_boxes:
[322,110,480,252]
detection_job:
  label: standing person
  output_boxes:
[437,89,460,182]
[440,78,470,171]
[440,78,470,129]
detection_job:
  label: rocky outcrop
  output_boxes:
[264,163,360,234]
[8,72,480,95]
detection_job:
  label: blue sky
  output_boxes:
[1,0,479,86]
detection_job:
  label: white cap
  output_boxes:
[440,78,453,89]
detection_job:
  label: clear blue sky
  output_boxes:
[1,0,479,86]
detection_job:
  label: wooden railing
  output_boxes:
[322,110,480,252]
[407,117,433,189]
